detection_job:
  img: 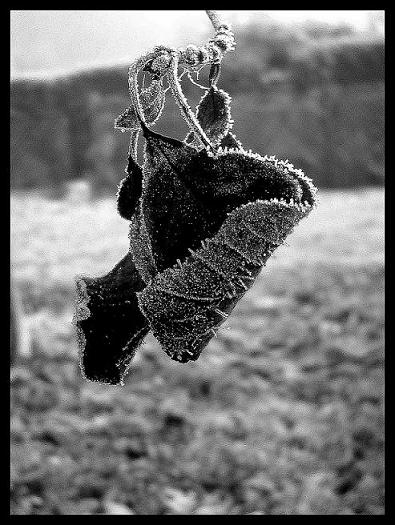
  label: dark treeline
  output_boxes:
[10,22,384,192]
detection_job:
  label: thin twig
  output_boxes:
[167,54,212,149]
[186,71,209,90]
[128,51,160,124]
[126,10,234,148]
[206,10,224,31]
[128,129,140,161]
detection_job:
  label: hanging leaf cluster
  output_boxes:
[74,30,318,386]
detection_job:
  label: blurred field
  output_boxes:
[10,22,384,192]
[10,187,384,515]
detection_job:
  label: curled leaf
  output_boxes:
[129,207,158,284]
[195,85,232,144]
[141,125,215,273]
[114,79,165,131]
[141,125,306,277]
[136,125,317,363]
[116,154,143,220]
[185,89,242,150]
[74,253,150,385]
[140,79,166,124]
[138,197,316,363]
[142,128,308,271]
[75,121,317,380]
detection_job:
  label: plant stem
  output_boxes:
[128,129,140,161]
[167,54,213,150]
[128,51,159,125]
[206,10,223,31]
[126,10,234,150]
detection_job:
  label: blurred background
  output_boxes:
[10,10,384,515]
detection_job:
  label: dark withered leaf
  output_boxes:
[77,51,320,384]
[74,252,150,385]
[138,196,317,363]
[75,123,317,380]
[141,125,217,273]
[140,79,166,124]
[114,80,165,131]
[183,149,304,213]
[116,155,143,220]
[140,124,309,282]
[136,126,318,363]
[129,207,157,284]
[195,86,232,145]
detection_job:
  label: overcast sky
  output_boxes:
[11,10,384,77]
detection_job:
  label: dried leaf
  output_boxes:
[137,126,317,362]
[116,155,143,220]
[138,198,315,363]
[75,123,316,379]
[114,79,165,131]
[141,126,217,273]
[129,207,157,284]
[140,79,166,124]
[141,126,309,273]
[74,252,150,385]
[77,123,317,382]
[195,86,232,144]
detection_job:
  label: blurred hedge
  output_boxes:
[10,23,384,191]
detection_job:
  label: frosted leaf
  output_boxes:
[74,253,150,385]
[184,87,241,150]
[136,125,317,363]
[116,155,143,220]
[195,86,232,144]
[186,130,242,152]
[76,30,319,383]
[138,195,315,363]
[140,124,307,275]
[140,79,166,125]
[141,125,216,273]
[75,122,317,378]
[128,207,157,284]
[114,79,165,130]
[143,47,173,77]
